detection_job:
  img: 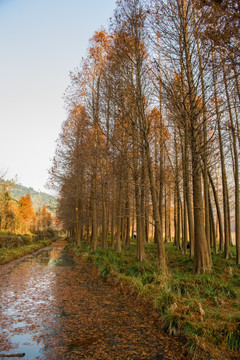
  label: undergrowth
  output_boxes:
[74,240,240,358]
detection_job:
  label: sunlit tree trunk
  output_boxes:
[179,27,194,256]
[193,4,211,259]
[179,0,211,272]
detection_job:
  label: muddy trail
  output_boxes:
[0,240,187,360]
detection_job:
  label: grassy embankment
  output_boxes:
[72,240,240,359]
[0,231,54,265]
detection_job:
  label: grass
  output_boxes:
[0,239,52,265]
[0,231,31,236]
[74,240,240,359]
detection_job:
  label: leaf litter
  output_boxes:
[0,240,187,359]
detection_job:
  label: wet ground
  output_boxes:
[0,240,186,360]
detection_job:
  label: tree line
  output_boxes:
[49,0,240,273]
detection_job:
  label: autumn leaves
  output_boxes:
[50,0,240,273]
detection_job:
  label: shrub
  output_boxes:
[0,235,32,249]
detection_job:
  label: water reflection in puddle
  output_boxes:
[5,333,43,360]
[0,242,73,359]
[35,247,75,267]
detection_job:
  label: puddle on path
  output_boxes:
[35,247,75,267]
[0,242,73,360]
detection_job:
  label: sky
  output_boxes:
[0,0,116,193]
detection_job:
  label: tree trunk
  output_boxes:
[180,0,211,272]
[208,171,224,251]
[144,137,167,272]
[222,57,240,264]
[91,175,98,250]
[212,50,231,259]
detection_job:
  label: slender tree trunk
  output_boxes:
[169,190,172,242]
[144,137,167,272]
[209,194,217,255]
[158,53,164,254]
[75,186,81,246]
[174,125,180,249]
[132,119,145,260]
[125,187,130,246]
[222,57,240,263]
[208,171,224,251]
[164,185,168,243]
[139,148,146,259]
[116,170,123,253]
[91,175,98,250]
[212,50,231,259]
[182,191,188,254]
[102,199,107,249]
[145,190,150,243]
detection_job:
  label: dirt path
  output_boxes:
[0,241,187,359]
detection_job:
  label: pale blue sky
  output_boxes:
[0,0,116,192]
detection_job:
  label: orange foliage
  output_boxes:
[147,108,170,142]
[17,194,35,233]
[18,194,34,221]
[89,29,110,62]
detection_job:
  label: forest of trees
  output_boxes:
[0,181,53,234]
[49,0,240,273]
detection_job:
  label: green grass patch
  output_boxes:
[0,239,52,265]
[73,239,240,357]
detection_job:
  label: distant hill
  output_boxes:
[11,183,57,214]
